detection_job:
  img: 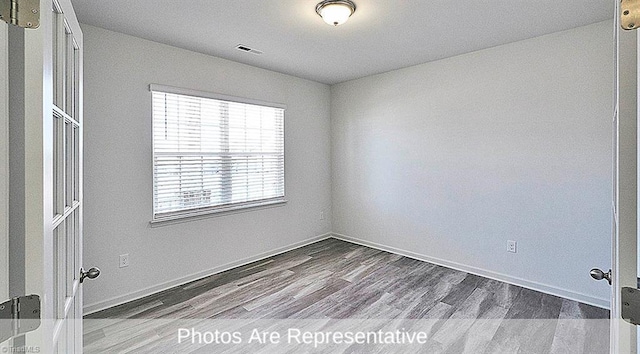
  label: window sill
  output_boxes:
[149,199,288,228]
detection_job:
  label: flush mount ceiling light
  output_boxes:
[315,0,356,26]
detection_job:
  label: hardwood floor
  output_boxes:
[84,238,609,353]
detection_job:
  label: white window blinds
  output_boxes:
[151,85,285,220]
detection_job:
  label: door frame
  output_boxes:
[613,0,639,351]
[0,18,8,327]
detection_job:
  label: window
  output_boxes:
[150,85,285,221]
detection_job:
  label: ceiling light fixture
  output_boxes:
[315,0,356,26]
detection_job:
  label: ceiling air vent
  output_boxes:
[235,44,263,55]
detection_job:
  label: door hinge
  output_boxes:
[0,295,40,344]
[622,0,640,30]
[622,287,640,325]
[0,0,40,29]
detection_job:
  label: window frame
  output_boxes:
[149,84,287,225]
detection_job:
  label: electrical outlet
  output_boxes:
[507,240,517,253]
[119,254,130,268]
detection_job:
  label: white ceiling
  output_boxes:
[70,0,612,85]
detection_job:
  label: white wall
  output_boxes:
[82,25,332,312]
[331,21,613,307]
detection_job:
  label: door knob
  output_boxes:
[80,267,101,283]
[590,268,611,285]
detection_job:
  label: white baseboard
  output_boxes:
[83,233,333,315]
[330,233,610,310]
[84,230,609,315]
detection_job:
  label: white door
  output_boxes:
[613,0,639,352]
[1,0,87,352]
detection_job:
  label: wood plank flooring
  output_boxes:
[84,238,609,353]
